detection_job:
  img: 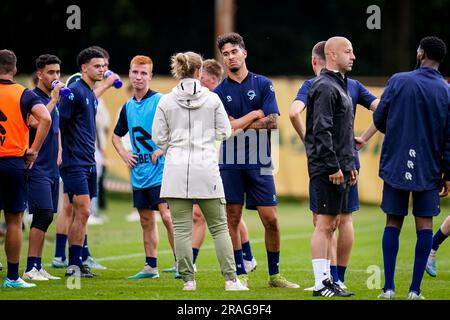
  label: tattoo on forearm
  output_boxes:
[248,113,278,130]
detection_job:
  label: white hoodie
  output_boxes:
[152,78,232,199]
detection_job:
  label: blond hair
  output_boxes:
[202,59,224,81]
[170,51,202,80]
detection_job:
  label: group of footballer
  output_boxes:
[0,32,449,299]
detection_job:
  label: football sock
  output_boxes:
[337,265,347,283]
[55,233,68,260]
[7,262,19,281]
[145,257,157,268]
[36,257,42,271]
[26,257,37,273]
[192,248,199,264]
[69,245,83,267]
[242,241,254,262]
[431,228,449,251]
[267,251,280,276]
[382,226,400,291]
[330,265,339,283]
[410,229,433,293]
[234,249,247,275]
[82,234,91,261]
[312,258,328,290]
[326,260,331,279]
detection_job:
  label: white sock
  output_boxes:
[312,259,328,290]
[326,260,331,279]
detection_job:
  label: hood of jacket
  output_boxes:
[172,78,210,109]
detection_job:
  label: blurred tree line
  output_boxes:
[1,0,448,76]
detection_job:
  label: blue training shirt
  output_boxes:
[215,72,280,170]
[114,90,164,190]
[295,77,377,169]
[373,67,450,191]
[29,87,59,178]
[59,78,97,169]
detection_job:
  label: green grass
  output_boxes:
[1,194,449,300]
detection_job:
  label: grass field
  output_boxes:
[1,194,449,300]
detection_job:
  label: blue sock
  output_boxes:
[192,248,199,264]
[382,226,401,291]
[337,265,347,283]
[145,257,157,268]
[242,241,254,262]
[234,250,247,275]
[431,228,449,251]
[82,235,91,261]
[330,265,339,283]
[36,257,42,270]
[267,251,280,276]
[7,262,19,281]
[26,257,37,272]
[410,229,433,294]
[69,245,83,267]
[54,233,67,260]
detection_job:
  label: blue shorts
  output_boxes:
[220,169,277,210]
[28,175,59,214]
[309,181,359,213]
[60,166,97,203]
[133,185,166,210]
[381,182,440,217]
[0,158,27,213]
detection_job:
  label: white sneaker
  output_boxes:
[243,257,257,273]
[183,280,196,291]
[225,278,249,291]
[82,256,107,270]
[408,291,425,300]
[378,289,395,299]
[126,211,140,222]
[39,268,61,280]
[88,215,104,225]
[336,280,347,290]
[23,267,49,281]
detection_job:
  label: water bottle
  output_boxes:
[104,70,123,89]
[51,80,72,97]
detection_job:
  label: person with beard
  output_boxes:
[214,32,299,289]
[373,36,449,299]
[23,54,65,281]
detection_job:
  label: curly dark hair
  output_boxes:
[76,47,104,69]
[217,32,245,52]
[419,36,447,63]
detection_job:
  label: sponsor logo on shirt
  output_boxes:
[247,90,256,100]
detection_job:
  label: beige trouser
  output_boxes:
[166,198,236,282]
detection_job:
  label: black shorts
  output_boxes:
[0,159,27,214]
[133,185,166,211]
[310,172,351,215]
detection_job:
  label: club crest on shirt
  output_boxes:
[86,98,89,105]
[247,90,256,100]
[226,95,232,102]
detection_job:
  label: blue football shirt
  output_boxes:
[29,87,59,178]
[59,78,97,168]
[215,72,280,170]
